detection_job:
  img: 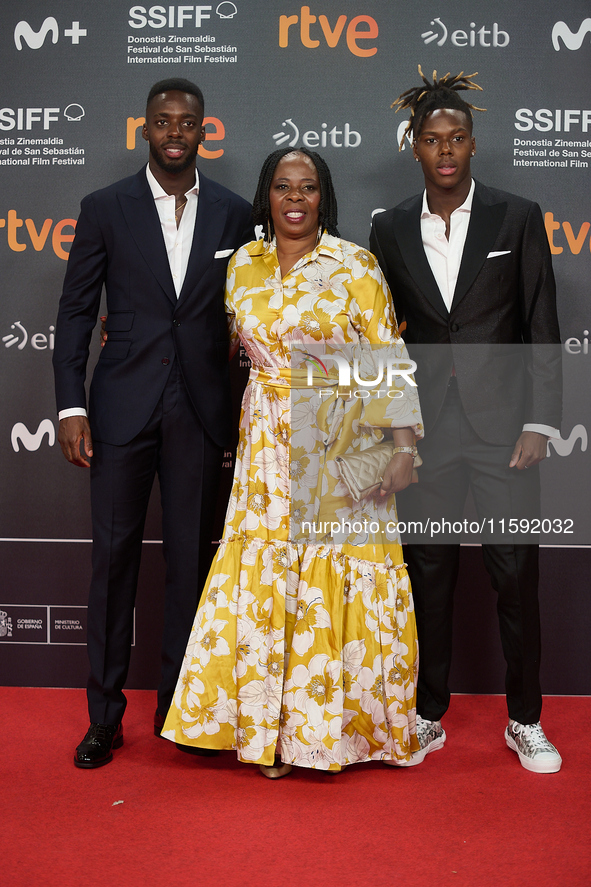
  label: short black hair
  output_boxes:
[392,66,485,149]
[252,147,339,240]
[146,79,204,113]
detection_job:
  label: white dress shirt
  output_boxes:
[420,179,557,440]
[420,178,474,312]
[146,162,199,298]
[59,165,199,420]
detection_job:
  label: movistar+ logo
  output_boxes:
[14,17,87,50]
[552,18,591,51]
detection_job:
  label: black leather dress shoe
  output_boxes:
[74,723,123,769]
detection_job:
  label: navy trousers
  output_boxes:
[86,360,223,725]
[398,378,543,725]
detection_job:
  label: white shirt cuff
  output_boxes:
[59,408,88,420]
[522,423,559,439]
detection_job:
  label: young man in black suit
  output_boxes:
[53,78,252,768]
[370,69,562,773]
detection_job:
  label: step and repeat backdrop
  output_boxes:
[1,1,589,693]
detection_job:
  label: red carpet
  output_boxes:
[2,688,589,887]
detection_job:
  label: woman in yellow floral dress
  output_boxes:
[162,148,424,776]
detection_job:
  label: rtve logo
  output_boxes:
[421,16,509,48]
[126,114,225,157]
[545,214,591,256]
[552,18,591,51]
[14,17,87,50]
[279,7,378,57]
[273,118,361,149]
[11,420,56,453]
[0,211,76,260]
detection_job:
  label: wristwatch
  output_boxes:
[391,446,418,458]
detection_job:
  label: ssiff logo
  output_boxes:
[273,118,361,148]
[0,106,85,132]
[128,5,218,28]
[422,17,509,47]
[0,610,12,639]
[216,2,237,18]
[552,19,591,51]
[14,17,87,50]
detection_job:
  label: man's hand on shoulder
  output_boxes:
[58,416,94,467]
[509,431,548,470]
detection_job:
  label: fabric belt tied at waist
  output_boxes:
[248,365,340,391]
[249,366,356,447]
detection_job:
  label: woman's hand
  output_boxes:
[379,452,415,496]
[379,425,417,496]
[100,315,107,347]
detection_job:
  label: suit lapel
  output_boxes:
[178,172,227,302]
[451,182,507,311]
[118,169,176,304]
[393,196,449,319]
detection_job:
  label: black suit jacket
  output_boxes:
[370,181,561,445]
[53,166,252,447]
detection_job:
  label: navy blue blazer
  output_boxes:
[53,166,253,447]
[370,181,562,445]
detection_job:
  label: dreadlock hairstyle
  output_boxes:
[392,65,486,150]
[252,147,339,242]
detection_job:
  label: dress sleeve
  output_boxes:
[346,249,399,344]
[346,249,423,438]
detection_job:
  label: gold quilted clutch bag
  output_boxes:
[335,442,420,502]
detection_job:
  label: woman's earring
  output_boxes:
[266,220,272,244]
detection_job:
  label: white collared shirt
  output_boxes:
[58,164,199,420]
[420,178,474,312]
[419,179,558,440]
[146,162,199,298]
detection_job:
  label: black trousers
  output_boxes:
[86,361,223,725]
[397,378,543,725]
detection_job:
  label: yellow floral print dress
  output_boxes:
[162,233,424,770]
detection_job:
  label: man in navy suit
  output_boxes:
[370,70,562,773]
[53,78,252,768]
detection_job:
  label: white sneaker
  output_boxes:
[505,720,562,773]
[393,714,446,767]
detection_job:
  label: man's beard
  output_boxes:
[150,143,198,174]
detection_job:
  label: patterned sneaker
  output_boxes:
[393,714,446,767]
[505,720,562,774]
